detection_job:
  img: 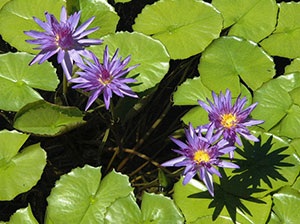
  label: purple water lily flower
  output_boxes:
[24,6,103,80]
[161,123,239,196]
[70,46,139,110]
[198,89,264,158]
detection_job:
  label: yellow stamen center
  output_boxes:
[221,113,237,128]
[55,34,60,43]
[193,150,210,163]
[99,78,111,85]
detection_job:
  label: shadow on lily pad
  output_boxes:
[188,169,266,223]
[232,136,293,189]
[187,135,294,223]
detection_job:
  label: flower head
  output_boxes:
[24,6,103,80]
[70,46,139,110]
[161,123,239,196]
[198,89,264,152]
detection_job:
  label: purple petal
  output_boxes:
[207,166,222,178]
[238,131,260,142]
[161,156,186,167]
[70,11,81,31]
[241,119,264,127]
[103,87,112,110]
[24,30,49,39]
[77,38,103,45]
[198,100,212,113]
[205,123,215,141]
[218,146,236,155]
[73,16,95,36]
[119,86,138,98]
[217,160,240,169]
[61,51,73,80]
[33,16,52,33]
[85,88,102,111]
[29,51,47,65]
[183,169,197,185]
[57,50,65,64]
[229,151,234,160]
[38,48,59,64]
[75,27,100,39]
[201,168,214,196]
[235,134,242,146]
[170,137,188,149]
[60,6,67,23]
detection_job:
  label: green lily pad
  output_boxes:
[290,138,300,159]
[267,212,281,224]
[199,36,275,97]
[45,165,133,224]
[173,77,212,106]
[0,52,59,111]
[260,2,300,58]
[13,100,85,136]
[79,0,119,39]
[190,216,234,224]
[225,131,300,198]
[292,176,300,191]
[89,32,170,92]
[285,58,300,74]
[0,0,10,9]
[104,192,184,224]
[289,87,300,106]
[272,186,300,223]
[0,0,65,53]
[252,73,300,138]
[181,106,210,127]
[104,193,142,224]
[6,205,38,224]
[0,130,46,201]
[173,177,272,224]
[141,192,184,224]
[133,0,222,59]
[212,0,278,42]
[278,104,300,138]
[252,80,292,131]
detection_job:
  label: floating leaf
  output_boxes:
[79,0,119,39]
[268,212,281,224]
[133,0,222,59]
[212,0,278,42]
[199,36,275,97]
[6,205,38,224]
[0,0,65,53]
[105,192,184,224]
[89,32,170,92]
[13,100,85,136]
[45,165,133,224]
[0,0,10,9]
[272,187,300,223]
[141,192,184,224]
[260,2,300,58]
[224,131,300,198]
[252,73,300,138]
[285,58,300,74]
[0,130,46,201]
[278,104,300,138]
[173,177,272,224]
[104,193,142,224]
[173,77,212,106]
[0,52,59,111]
